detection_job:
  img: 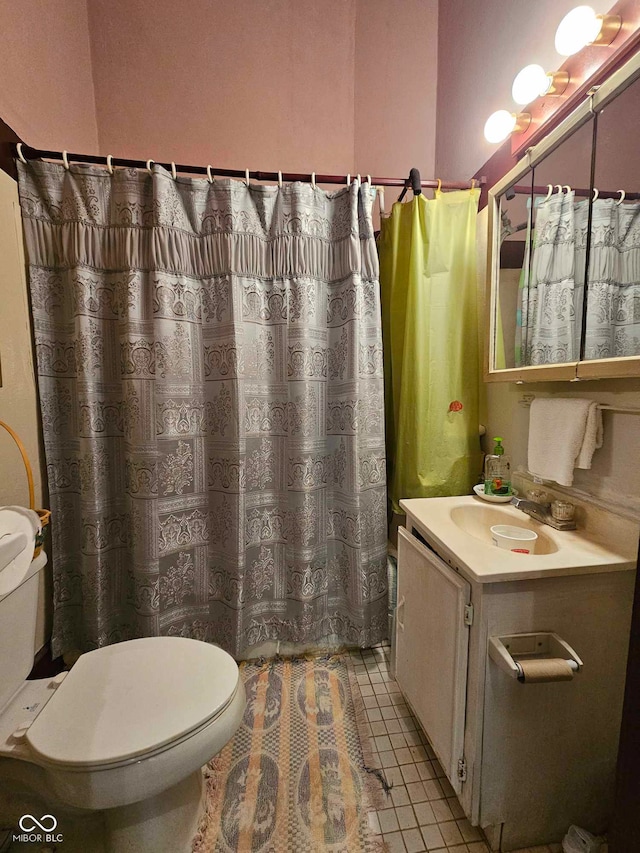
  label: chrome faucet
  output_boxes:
[510,496,576,531]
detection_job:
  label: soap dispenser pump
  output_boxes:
[484,437,512,496]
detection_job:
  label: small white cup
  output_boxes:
[490,524,538,554]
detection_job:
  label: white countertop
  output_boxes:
[400,496,638,584]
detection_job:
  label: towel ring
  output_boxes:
[16,143,27,164]
[311,172,316,188]
[146,159,154,175]
[617,189,625,205]
[278,170,283,188]
[62,150,70,171]
[245,168,250,186]
[106,154,114,175]
[171,162,177,180]
[207,165,214,184]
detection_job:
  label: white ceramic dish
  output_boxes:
[473,484,516,504]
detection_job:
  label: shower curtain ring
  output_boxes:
[146,159,155,175]
[278,170,283,188]
[106,154,114,175]
[62,150,70,170]
[437,178,442,193]
[617,189,625,205]
[16,143,27,164]
[366,174,371,186]
[171,162,177,180]
[346,173,351,186]
[311,172,316,189]
[245,168,251,186]
[207,165,214,184]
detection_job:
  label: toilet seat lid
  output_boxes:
[26,637,240,767]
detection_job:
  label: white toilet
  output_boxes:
[0,507,246,852]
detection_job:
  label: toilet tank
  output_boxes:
[0,507,46,710]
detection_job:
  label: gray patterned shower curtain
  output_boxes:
[17,161,388,659]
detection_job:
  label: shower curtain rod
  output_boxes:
[14,143,483,191]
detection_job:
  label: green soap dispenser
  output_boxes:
[484,437,512,496]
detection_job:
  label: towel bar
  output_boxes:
[518,395,640,414]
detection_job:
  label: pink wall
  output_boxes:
[87,0,437,180]
[87,0,356,173]
[435,0,612,181]
[354,0,438,178]
[0,0,437,182]
[0,0,98,152]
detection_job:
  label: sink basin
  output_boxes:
[399,495,637,583]
[449,505,559,554]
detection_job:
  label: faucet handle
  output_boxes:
[526,489,551,506]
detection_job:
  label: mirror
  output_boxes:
[487,48,640,381]
[495,170,533,370]
[584,75,640,360]
[526,119,594,366]
[494,120,594,368]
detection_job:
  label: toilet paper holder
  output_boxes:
[488,632,583,681]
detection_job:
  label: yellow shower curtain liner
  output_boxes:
[379,188,482,513]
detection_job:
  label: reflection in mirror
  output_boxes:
[585,75,640,360]
[523,119,594,366]
[493,120,595,369]
[495,170,533,369]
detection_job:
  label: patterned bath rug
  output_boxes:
[192,654,387,853]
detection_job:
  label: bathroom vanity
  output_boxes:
[394,494,637,852]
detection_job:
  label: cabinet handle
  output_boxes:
[396,596,405,631]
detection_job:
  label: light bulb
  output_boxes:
[512,64,552,105]
[484,110,517,143]
[555,6,604,56]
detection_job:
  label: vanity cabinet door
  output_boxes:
[395,527,471,792]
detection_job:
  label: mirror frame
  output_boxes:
[485,47,640,383]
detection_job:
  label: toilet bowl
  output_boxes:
[4,637,246,812]
[0,506,246,851]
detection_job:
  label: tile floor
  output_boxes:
[350,643,563,853]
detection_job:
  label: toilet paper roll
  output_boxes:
[516,658,574,683]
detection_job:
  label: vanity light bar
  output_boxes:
[484,4,622,143]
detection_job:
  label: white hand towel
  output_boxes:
[527,398,603,487]
[575,402,603,470]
